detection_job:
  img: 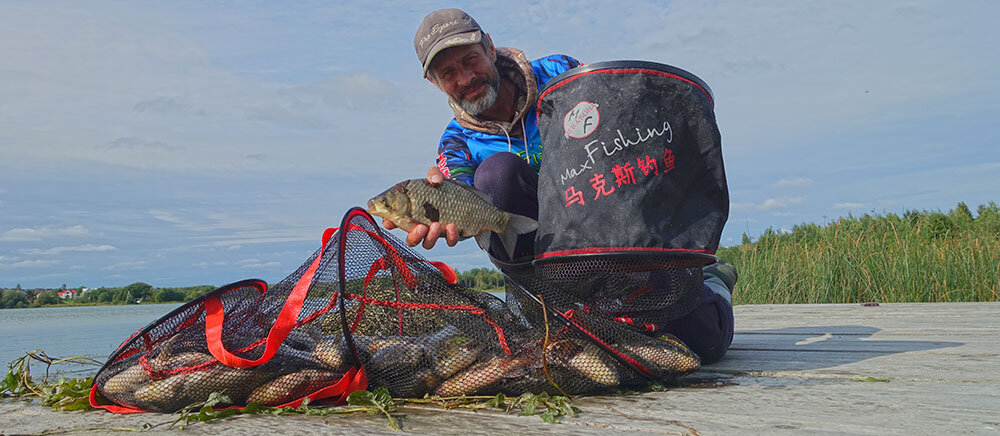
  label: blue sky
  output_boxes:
[2,1,998,289]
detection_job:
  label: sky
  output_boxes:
[1,0,998,289]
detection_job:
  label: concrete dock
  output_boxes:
[2,302,997,435]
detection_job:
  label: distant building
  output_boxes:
[58,289,78,299]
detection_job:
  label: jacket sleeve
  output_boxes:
[437,121,477,186]
[533,54,582,85]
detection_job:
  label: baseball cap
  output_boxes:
[414,8,483,77]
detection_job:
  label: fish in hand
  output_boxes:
[367,178,537,259]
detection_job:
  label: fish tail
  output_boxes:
[495,213,539,260]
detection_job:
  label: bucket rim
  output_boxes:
[539,60,714,106]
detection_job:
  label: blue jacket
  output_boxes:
[436,49,581,185]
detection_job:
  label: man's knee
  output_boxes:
[474,152,532,191]
[659,284,734,364]
[473,152,538,218]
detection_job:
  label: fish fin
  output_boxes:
[496,213,538,260]
[474,231,492,253]
[506,213,539,235]
[471,188,493,204]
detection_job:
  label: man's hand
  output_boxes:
[381,166,460,249]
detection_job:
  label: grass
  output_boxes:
[718,201,1000,305]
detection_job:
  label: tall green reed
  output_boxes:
[718,202,1000,304]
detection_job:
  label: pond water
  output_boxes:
[0,293,509,375]
[0,304,182,374]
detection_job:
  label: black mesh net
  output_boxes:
[93,208,702,413]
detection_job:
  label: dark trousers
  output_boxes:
[659,283,734,364]
[474,152,734,364]
[473,152,539,264]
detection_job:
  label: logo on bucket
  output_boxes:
[563,101,600,139]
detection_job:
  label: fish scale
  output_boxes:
[402,179,507,235]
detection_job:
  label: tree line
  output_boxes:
[0,283,215,309]
[1,266,510,309]
[456,267,505,291]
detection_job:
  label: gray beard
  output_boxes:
[457,80,499,115]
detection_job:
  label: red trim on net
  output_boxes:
[90,368,369,414]
[342,220,461,289]
[89,384,146,414]
[350,257,384,331]
[113,329,145,362]
[143,357,219,379]
[615,316,658,333]
[537,67,714,114]
[113,347,140,363]
[428,260,458,285]
[536,246,715,259]
[343,222,419,289]
[205,228,337,368]
[273,367,368,409]
[558,308,655,378]
[349,238,459,334]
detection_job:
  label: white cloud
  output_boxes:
[0,225,89,241]
[833,202,867,210]
[2,228,43,241]
[103,261,148,271]
[133,96,207,117]
[21,244,117,256]
[238,258,281,269]
[0,259,58,269]
[759,197,804,210]
[148,209,186,225]
[99,136,181,151]
[773,177,814,189]
[193,261,228,268]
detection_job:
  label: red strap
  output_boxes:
[204,228,337,368]
[273,367,368,408]
[90,384,146,414]
[91,368,369,413]
[428,260,457,284]
[346,221,458,287]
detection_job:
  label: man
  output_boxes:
[385,8,580,264]
[385,8,735,364]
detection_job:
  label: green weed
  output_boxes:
[719,202,1000,304]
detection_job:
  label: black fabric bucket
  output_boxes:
[534,60,728,264]
[526,61,729,326]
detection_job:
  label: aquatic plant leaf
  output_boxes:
[486,393,506,408]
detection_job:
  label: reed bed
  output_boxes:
[718,202,1000,304]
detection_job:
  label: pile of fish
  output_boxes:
[98,324,700,412]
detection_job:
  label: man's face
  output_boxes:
[427,42,500,115]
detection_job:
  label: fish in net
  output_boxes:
[91,208,702,413]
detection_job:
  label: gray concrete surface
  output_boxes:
[2,302,998,435]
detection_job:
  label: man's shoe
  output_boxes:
[704,259,738,292]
